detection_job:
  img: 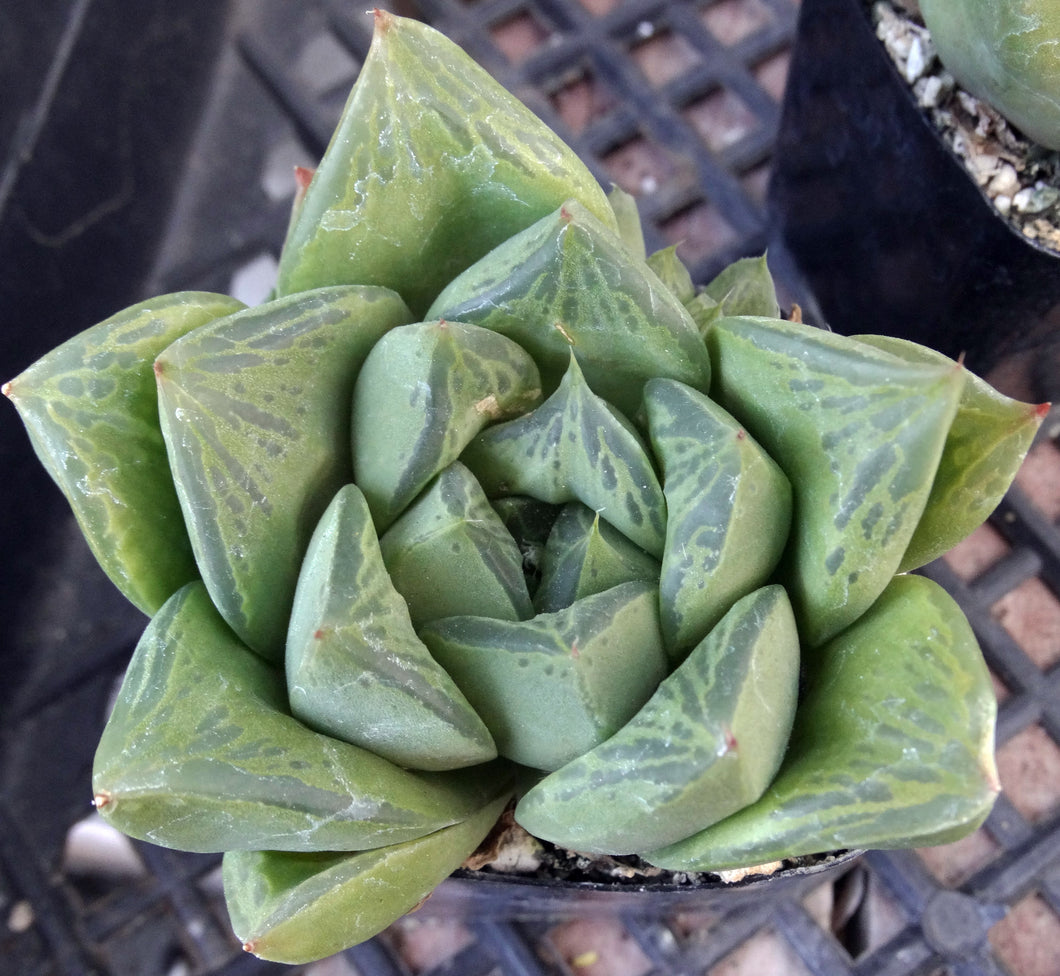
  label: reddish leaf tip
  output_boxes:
[1035,401,1052,421]
[93,791,112,810]
[373,7,395,32]
[1,380,13,399]
[294,166,315,192]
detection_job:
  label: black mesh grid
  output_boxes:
[3,2,1060,974]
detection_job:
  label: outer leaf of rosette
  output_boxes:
[379,462,533,627]
[461,355,667,559]
[534,502,660,613]
[92,581,507,853]
[351,320,542,531]
[644,378,792,662]
[155,285,412,663]
[273,11,616,317]
[644,575,1000,871]
[515,585,799,854]
[853,333,1047,571]
[286,483,496,771]
[420,580,668,771]
[706,316,964,648]
[224,791,512,964]
[425,200,712,419]
[3,292,244,614]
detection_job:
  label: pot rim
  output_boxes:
[451,848,863,893]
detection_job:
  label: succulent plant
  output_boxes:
[4,10,1049,965]
[919,0,1060,150]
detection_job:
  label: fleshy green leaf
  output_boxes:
[647,245,696,304]
[515,585,799,854]
[853,334,1046,571]
[286,484,497,771]
[4,292,244,614]
[920,0,1060,151]
[607,184,647,261]
[274,11,616,314]
[420,581,668,771]
[685,291,722,338]
[645,575,1000,870]
[534,502,660,613]
[702,254,780,319]
[224,792,512,964]
[93,582,505,853]
[707,316,964,647]
[426,200,711,418]
[380,462,533,626]
[155,285,411,662]
[351,320,542,531]
[461,356,668,558]
[644,378,792,660]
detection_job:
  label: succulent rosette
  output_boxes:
[4,11,1048,965]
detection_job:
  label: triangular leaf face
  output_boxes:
[420,581,668,771]
[701,254,780,319]
[224,792,512,964]
[155,286,411,662]
[645,575,999,870]
[380,462,534,626]
[286,484,497,771]
[426,201,712,418]
[644,378,792,661]
[647,245,696,304]
[462,356,668,558]
[707,316,964,647]
[4,292,243,614]
[515,586,799,854]
[351,320,542,531]
[534,503,660,613]
[93,582,504,853]
[274,11,616,315]
[853,334,1046,571]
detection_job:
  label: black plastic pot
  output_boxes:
[768,0,1060,387]
[425,850,862,918]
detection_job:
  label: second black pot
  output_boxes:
[768,0,1060,389]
